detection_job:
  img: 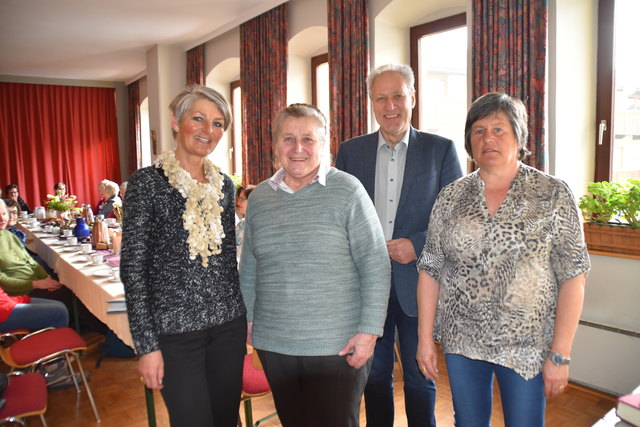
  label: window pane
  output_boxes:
[612,0,640,182]
[233,86,242,177]
[418,27,467,173]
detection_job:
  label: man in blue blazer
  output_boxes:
[336,64,463,427]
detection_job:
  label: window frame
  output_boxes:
[594,0,615,182]
[311,53,329,107]
[409,13,466,131]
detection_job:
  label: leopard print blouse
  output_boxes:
[417,163,590,379]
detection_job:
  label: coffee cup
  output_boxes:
[112,268,120,280]
[45,225,53,233]
[63,229,73,237]
[52,226,60,235]
[81,243,92,254]
[91,253,104,264]
[106,218,117,226]
[19,211,28,219]
[67,236,78,246]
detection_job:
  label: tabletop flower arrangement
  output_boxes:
[112,201,123,228]
[44,191,78,212]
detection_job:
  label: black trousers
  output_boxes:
[158,315,246,427]
[258,349,372,427]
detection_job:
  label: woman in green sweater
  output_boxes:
[239,104,391,427]
[0,199,62,295]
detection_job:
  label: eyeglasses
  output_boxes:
[8,210,18,216]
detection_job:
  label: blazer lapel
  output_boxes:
[360,132,380,200]
[397,128,422,211]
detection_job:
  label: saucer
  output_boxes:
[93,269,113,277]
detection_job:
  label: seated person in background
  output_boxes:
[4,199,26,245]
[4,184,30,214]
[0,287,68,332]
[235,184,254,257]
[95,179,121,218]
[0,199,62,296]
[119,181,128,199]
[54,182,67,196]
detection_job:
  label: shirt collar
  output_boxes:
[268,162,330,193]
[377,128,411,151]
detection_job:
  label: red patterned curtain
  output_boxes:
[328,0,370,160]
[240,4,288,184]
[472,0,547,171]
[186,44,205,86]
[0,82,121,208]
[127,80,141,175]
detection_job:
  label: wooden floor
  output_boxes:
[7,334,616,427]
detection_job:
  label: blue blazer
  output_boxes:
[335,127,463,316]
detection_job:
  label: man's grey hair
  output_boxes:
[366,64,416,98]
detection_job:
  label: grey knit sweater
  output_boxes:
[121,166,246,355]
[239,167,391,356]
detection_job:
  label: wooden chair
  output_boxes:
[239,347,277,427]
[0,372,48,426]
[0,327,100,422]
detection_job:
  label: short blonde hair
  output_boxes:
[98,179,119,197]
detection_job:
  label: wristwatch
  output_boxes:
[547,351,570,366]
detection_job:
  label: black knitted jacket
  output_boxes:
[120,166,246,355]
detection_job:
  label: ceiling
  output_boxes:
[0,0,287,83]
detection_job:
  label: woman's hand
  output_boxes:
[542,359,568,398]
[416,337,439,380]
[139,350,164,389]
[339,333,377,369]
[32,277,62,291]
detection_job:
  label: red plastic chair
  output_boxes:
[0,372,48,426]
[0,327,100,422]
[240,348,277,426]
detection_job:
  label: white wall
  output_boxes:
[572,253,640,394]
[145,44,186,157]
[289,0,327,36]
[549,0,597,199]
[287,53,311,104]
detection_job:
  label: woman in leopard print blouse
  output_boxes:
[415,93,590,426]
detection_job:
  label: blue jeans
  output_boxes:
[0,298,69,332]
[365,288,436,427]
[446,354,546,427]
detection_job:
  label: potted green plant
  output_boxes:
[579,179,640,256]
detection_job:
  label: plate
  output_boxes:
[93,269,113,278]
[60,246,79,252]
[105,277,121,283]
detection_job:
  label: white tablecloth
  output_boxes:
[20,223,134,348]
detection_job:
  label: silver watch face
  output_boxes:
[550,352,569,366]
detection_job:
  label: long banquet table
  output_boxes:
[19,222,133,348]
[19,221,165,426]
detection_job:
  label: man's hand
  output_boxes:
[387,238,417,264]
